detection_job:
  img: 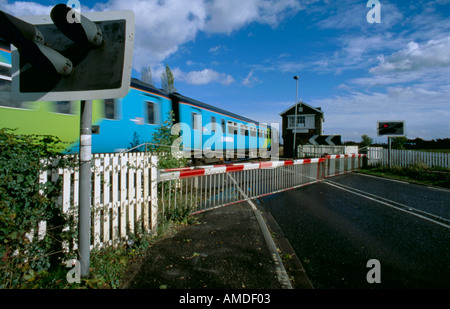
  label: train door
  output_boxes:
[221,119,227,156]
[210,116,216,152]
[244,124,249,154]
[249,125,257,157]
[226,120,237,159]
[238,123,249,158]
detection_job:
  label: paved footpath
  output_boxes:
[120,202,313,289]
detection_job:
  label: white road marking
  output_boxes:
[324,180,450,229]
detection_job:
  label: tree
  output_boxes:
[161,63,176,93]
[360,134,373,147]
[141,66,153,85]
[391,136,408,150]
[128,131,143,152]
[148,111,187,169]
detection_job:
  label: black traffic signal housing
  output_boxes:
[0,5,134,102]
[0,9,74,77]
[377,121,405,136]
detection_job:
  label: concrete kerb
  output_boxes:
[256,201,314,289]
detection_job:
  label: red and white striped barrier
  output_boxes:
[159,158,327,181]
[325,154,366,159]
[159,154,367,181]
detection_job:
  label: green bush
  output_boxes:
[0,128,75,288]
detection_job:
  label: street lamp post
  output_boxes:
[293,76,299,158]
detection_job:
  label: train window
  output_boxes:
[211,116,216,132]
[227,121,237,135]
[0,62,11,78]
[0,78,14,108]
[55,101,72,114]
[250,127,256,137]
[240,124,248,136]
[0,77,31,109]
[146,101,157,124]
[0,62,20,109]
[104,99,116,120]
[192,112,200,130]
[0,77,11,92]
[221,119,226,133]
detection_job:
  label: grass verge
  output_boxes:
[16,211,197,289]
[358,163,450,189]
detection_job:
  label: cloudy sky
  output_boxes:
[2,0,449,143]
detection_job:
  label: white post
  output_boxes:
[150,156,158,234]
[78,100,92,277]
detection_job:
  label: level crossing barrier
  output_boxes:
[158,154,366,214]
[33,153,365,250]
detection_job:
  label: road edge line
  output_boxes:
[226,173,293,289]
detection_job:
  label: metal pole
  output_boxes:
[388,136,392,170]
[292,76,299,158]
[78,100,92,277]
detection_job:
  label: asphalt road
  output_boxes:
[257,173,450,289]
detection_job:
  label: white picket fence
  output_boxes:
[367,147,450,168]
[38,153,159,249]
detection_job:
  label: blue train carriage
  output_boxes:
[169,92,270,162]
[92,78,173,153]
[1,39,172,153]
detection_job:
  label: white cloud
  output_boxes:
[99,0,207,69]
[370,37,450,74]
[346,36,450,89]
[204,0,301,34]
[242,70,260,87]
[99,0,302,69]
[0,0,52,16]
[175,68,235,86]
[209,45,227,54]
